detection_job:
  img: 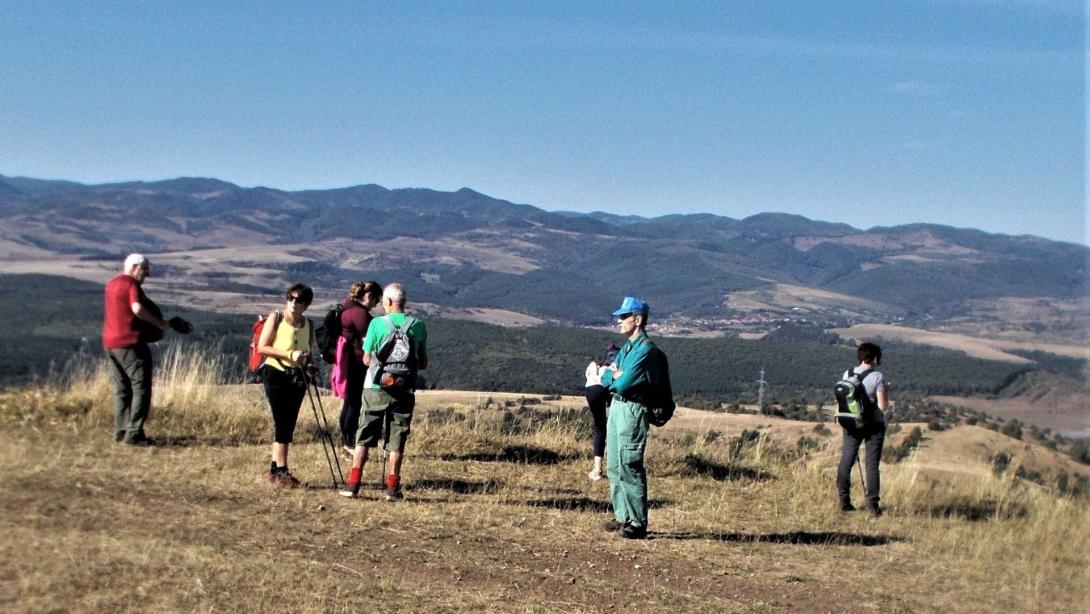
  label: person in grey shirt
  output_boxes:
[836,342,889,516]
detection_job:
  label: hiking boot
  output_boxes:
[866,503,883,517]
[269,471,303,489]
[601,519,624,533]
[587,468,603,481]
[620,523,647,540]
[384,485,404,502]
[839,501,856,512]
[339,482,361,498]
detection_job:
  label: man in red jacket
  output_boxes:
[102,253,190,445]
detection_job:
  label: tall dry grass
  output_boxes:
[2,341,270,444]
[3,344,1088,611]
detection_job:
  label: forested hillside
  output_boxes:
[2,275,1044,408]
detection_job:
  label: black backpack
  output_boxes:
[833,367,877,429]
[133,289,165,344]
[314,303,344,364]
[641,340,676,428]
[373,316,419,389]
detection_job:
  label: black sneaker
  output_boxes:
[123,435,155,447]
[339,481,361,498]
[620,523,647,540]
[601,519,624,533]
[384,485,404,502]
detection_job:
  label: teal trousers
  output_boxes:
[605,398,649,528]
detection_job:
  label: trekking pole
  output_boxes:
[311,374,345,484]
[303,367,344,488]
[855,455,867,496]
[379,412,390,491]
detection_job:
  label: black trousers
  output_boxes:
[262,365,307,444]
[837,421,886,507]
[585,385,610,458]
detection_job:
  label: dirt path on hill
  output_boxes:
[1,425,905,613]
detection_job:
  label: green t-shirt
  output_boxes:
[362,313,428,389]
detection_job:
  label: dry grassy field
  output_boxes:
[2,351,1089,612]
[830,324,1089,363]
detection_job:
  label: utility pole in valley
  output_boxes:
[757,367,767,415]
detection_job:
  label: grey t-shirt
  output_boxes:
[843,367,888,423]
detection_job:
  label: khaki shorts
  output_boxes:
[355,388,416,453]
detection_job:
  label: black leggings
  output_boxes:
[585,385,610,458]
[262,366,307,444]
[338,359,365,447]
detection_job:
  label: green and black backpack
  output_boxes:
[833,367,877,429]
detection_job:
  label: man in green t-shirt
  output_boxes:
[339,283,428,501]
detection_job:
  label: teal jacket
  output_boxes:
[600,332,658,402]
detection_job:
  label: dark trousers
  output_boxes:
[837,422,886,507]
[585,385,610,457]
[262,366,307,444]
[338,359,365,447]
[106,344,153,442]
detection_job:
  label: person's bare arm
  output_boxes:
[258,312,301,362]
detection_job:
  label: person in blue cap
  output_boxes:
[599,296,663,539]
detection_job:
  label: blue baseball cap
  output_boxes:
[611,296,649,317]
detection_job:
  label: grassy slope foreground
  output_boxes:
[1,359,1089,612]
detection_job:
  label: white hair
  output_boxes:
[383,283,405,307]
[123,253,148,270]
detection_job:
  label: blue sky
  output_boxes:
[1,1,1085,244]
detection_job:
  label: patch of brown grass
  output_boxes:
[2,353,1088,612]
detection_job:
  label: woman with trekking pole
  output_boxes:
[257,283,316,487]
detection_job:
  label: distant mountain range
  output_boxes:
[1,174,1086,335]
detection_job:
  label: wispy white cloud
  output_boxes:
[888,81,941,96]
[480,19,1081,69]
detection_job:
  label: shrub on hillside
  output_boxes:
[991,452,1013,475]
[1055,472,1090,499]
[728,429,762,461]
[1000,419,1024,440]
[795,435,821,454]
[888,426,924,463]
[1069,441,1090,465]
